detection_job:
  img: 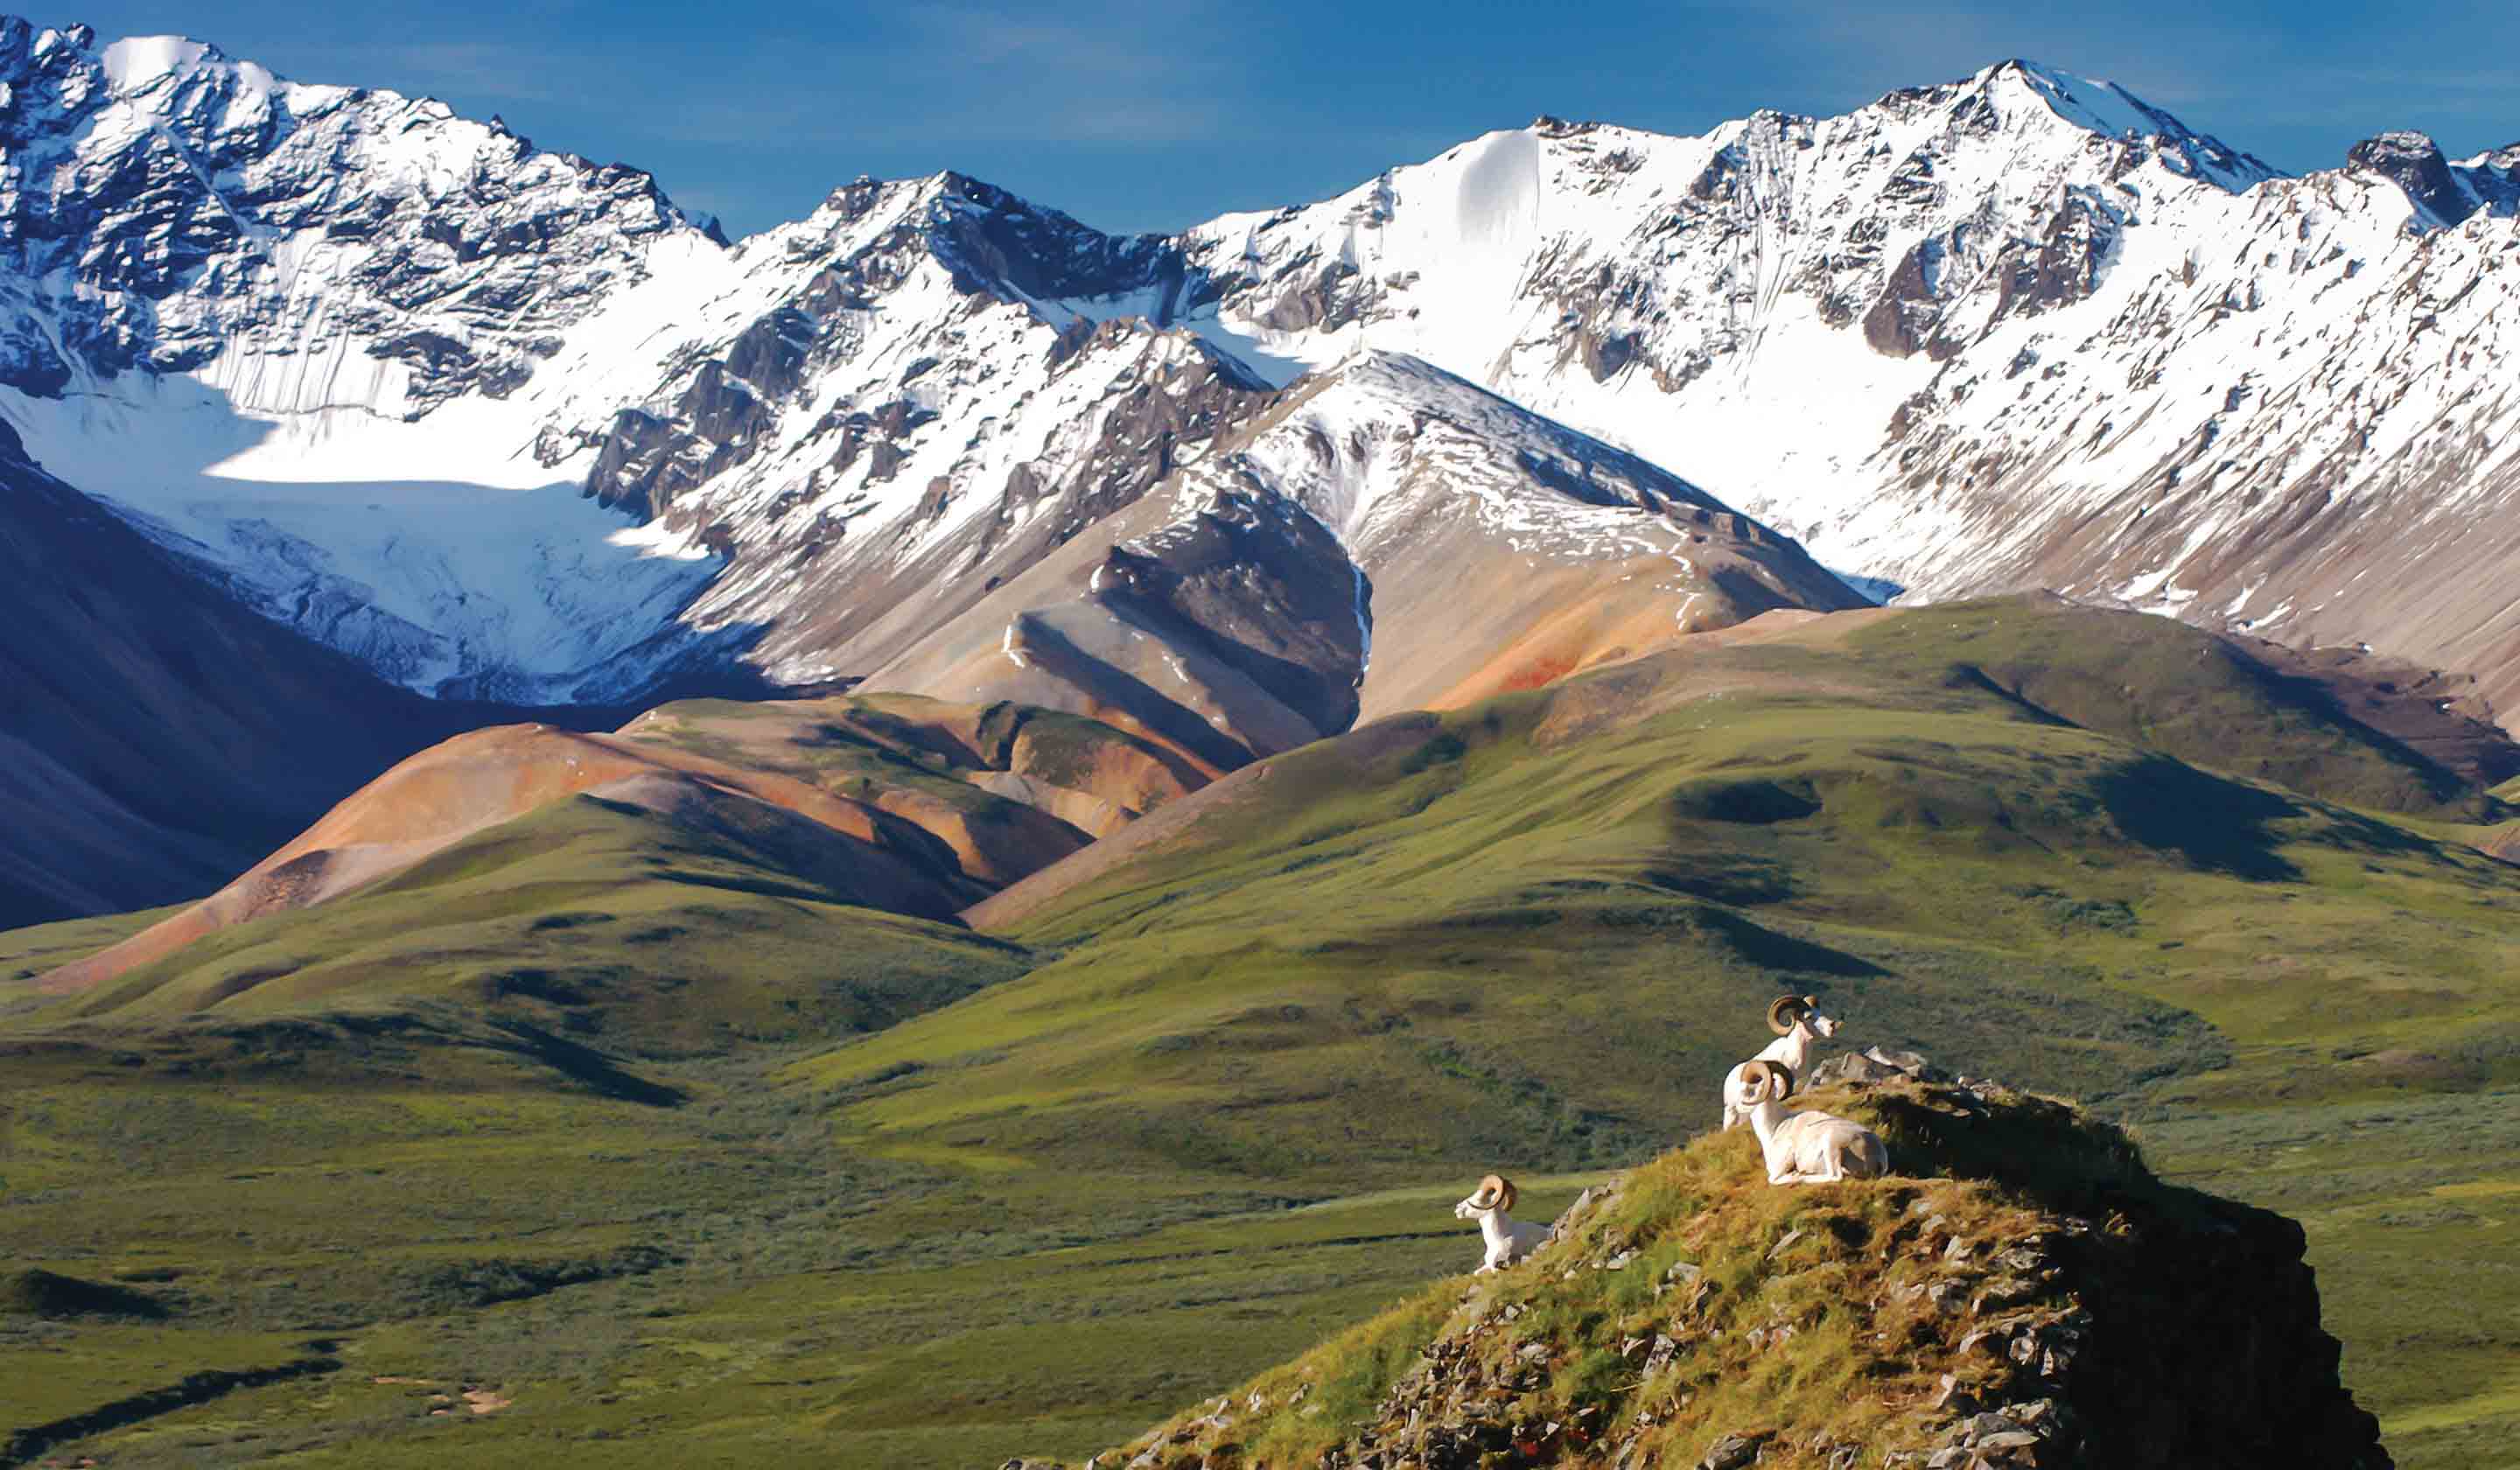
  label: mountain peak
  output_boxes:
[788,167,1175,307]
[1907,59,2286,192]
[2346,128,2503,228]
[99,32,228,90]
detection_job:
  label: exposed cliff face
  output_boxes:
[1047,1076,2390,1470]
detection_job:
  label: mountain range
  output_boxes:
[3,20,2514,732]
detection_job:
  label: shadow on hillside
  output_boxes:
[0,367,808,934]
[4,1268,174,1321]
[1945,664,2078,726]
[480,1019,686,1107]
[2095,757,2300,881]
[1694,905,1889,976]
[1009,613,1266,773]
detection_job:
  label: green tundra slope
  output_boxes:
[1,597,2514,1467]
[4,792,1032,1084]
[812,600,2516,1173]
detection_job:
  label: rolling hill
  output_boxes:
[4,596,2511,1466]
[15,691,1203,1067]
[807,597,2517,1186]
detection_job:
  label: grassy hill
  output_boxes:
[2,597,2515,1466]
[13,690,1205,1059]
[1838,596,2515,819]
[4,793,1030,1088]
[1060,1079,2388,1470]
[805,600,2516,1182]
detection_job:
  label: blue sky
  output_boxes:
[52,2,2520,238]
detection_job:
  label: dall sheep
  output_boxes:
[1453,1173,1550,1273]
[1732,1060,1891,1185]
[1721,994,1840,1131]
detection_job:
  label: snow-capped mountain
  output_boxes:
[0,18,1859,718]
[863,350,1860,763]
[1158,61,2520,724]
[4,22,2516,730]
[0,18,725,697]
[0,411,537,928]
[531,175,1859,761]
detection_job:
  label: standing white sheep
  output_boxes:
[1732,1060,1891,1185]
[1453,1173,1550,1273]
[1721,994,1840,1131]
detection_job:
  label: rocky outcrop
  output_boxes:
[2345,131,2473,227]
[1086,490,1371,738]
[1061,1076,2390,1470]
[619,692,1208,859]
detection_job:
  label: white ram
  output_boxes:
[1452,1173,1550,1273]
[1732,1060,1891,1185]
[1721,993,1840,1131]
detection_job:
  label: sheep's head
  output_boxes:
[1738,1059,1796,1105]
[1768,993,1833,1037]
[1454,1172,1517,1218]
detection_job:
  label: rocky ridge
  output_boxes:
[0,20,699,411]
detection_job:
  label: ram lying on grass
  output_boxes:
[1732,1059,1893,1185]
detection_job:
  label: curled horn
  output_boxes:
[1475,1172,1517,1213]
[1741,1060,1795,1101]
[1767,995,1810,1035]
